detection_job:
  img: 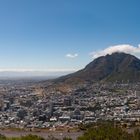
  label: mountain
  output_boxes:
[54,52,140,86]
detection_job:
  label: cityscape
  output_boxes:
[0,80,140,130]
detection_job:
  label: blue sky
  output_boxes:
[0,0,140,75]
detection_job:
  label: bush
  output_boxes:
[0,134,6,140]
[63,137,72,140]
[2,134,45,140]
[78,123,140,140]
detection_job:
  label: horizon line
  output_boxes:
[0,68,79,73]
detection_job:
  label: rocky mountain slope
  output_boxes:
[55,52,140,84]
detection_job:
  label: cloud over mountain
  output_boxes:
[90,44,140,59]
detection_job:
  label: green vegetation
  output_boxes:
[0,123,140,140]
[62,137,72,140]
[0,134,73,140]
[78,123,140,140]
[0,134,45,140]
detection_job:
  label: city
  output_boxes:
[0,80,140,130]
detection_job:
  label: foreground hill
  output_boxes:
[55,52,140,85]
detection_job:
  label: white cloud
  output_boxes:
[66,53,78,58]
[90,44,140,59]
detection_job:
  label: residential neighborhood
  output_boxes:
[0,80,139,130]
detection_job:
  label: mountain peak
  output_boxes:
[104,52,135,58]
[55,53,140,86]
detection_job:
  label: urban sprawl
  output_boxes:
[0,81,140,130]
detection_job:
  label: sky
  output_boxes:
[0,0,140,76]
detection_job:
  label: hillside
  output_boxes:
[54,52,140,85]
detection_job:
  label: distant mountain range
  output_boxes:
[54,52,140,86]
